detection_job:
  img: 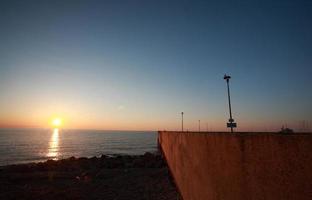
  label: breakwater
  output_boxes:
[158,131,312,200]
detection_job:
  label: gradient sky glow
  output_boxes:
[0,0,311,131]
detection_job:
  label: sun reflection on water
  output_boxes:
[47,128,59,159]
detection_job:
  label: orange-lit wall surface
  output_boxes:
[158,131,312,200]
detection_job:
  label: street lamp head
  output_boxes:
[224,74,231,80]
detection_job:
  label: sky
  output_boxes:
[0,0,311,131]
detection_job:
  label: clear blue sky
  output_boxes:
[0,0,311,131]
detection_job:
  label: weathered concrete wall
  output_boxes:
[158,131,312,200]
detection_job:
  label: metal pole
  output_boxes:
[199,120,201,132]
[226,79,233,133]
[181,112,184,132]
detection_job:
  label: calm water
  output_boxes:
[0,128,157,166]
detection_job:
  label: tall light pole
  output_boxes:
[181,112,184,132]
[198,120,201,132]
[224,74,237,133]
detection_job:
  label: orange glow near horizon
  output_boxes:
[0,110,306,132]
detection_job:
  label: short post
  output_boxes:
[181,112,184,132]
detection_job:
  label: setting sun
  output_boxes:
[52,118,62,127]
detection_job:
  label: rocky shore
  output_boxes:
[0,153,178,200]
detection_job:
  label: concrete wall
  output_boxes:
[158,131,312,200]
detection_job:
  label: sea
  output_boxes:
[0,128,158,166]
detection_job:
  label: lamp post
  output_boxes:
[181,112,184,132]
[224,74,237,133]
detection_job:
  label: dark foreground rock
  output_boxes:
[0,153,178,200]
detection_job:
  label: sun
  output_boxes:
[52,118,62,127]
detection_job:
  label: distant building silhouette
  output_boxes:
[279,126,294,134]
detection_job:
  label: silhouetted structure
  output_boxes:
[181,112,184,132]
[279,126,294,134]
[224,74,237,132]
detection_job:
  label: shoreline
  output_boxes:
[0,151,159,168]
[0,152,161,168]
[0,152,178,200]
